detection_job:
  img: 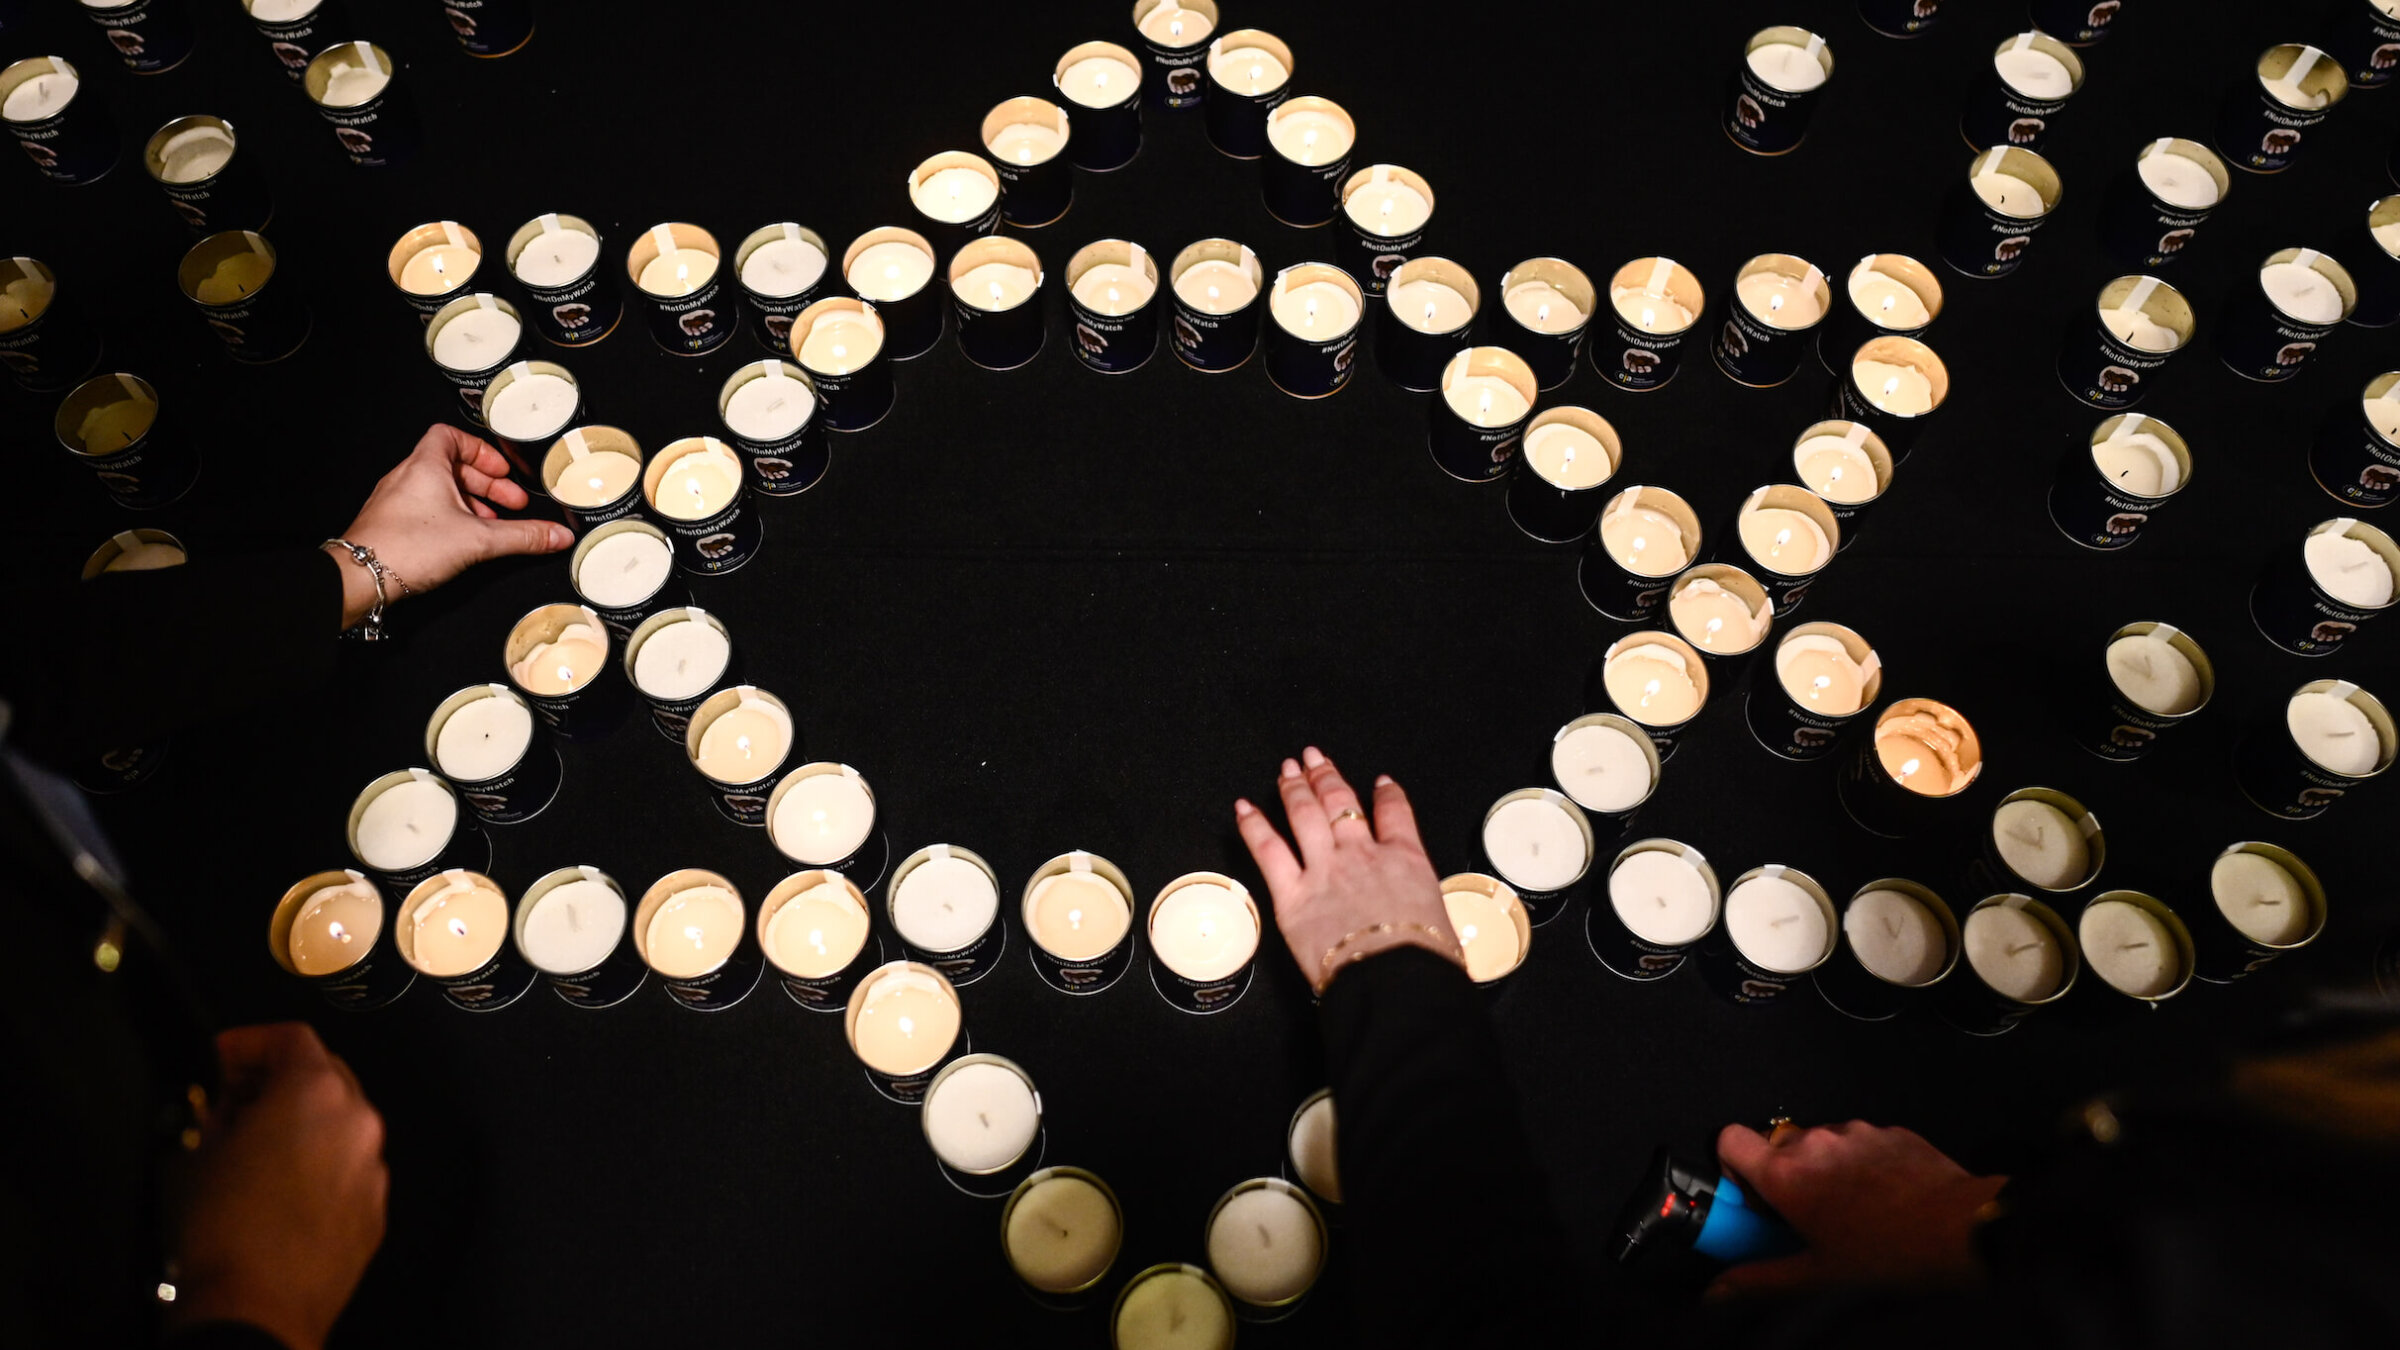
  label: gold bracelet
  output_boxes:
[1319,922,1454,977]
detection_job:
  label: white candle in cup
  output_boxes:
[1525,421,1611,488]
[1608,847,1715,946]
[1609,258,1693,333]
[797,309,883,375]
[1971,149,2045,218]
[1794,430,1878,503]
[693,690,791,783]
[1150,876,1259,982]
[1268,278,1360,334]
[1846,259,1931,328]
[1844,889,1947,986]
[288,874,381,974]
[1746,37,1828,93]
[1288,1092,1339,1202]
[1206,1183,1324,1306]
[1057,50,1141,106]
[1026,865,1132,959]
[1440,875,1526,982]
[1442,373,1530,427]
[1598,492,1691,575]
[318,43,389,107]
[848,962,961,1076]
[156,123,235,182]
[1482,792,1590,893]
[846,240,936,301]
[1115,1267,1235,1350]
[2,66,77,122]
[1007,1171,1121,1293]
[1266,104,1353,165]
[2091,423,2182,496]
[2078,898,2179,997]
[1174,257,1259,314]
[1993,37,2074,98]
[434,687,532,781]
[1508,281,1589,335]
[764,873,870,978]
[2260,259,2344,323]
[97,532,186,571]
[644,881,743,978]
[988,117,1065,165]
[513,216,601,286]
[1070,261,1156,316]
[2286,688,2379,775]
[1737,495,1831,573]
[1991,798,2092,890]
[630,611,729,701]
[575,530,672,608]
[1874,703,1981,795]
[723,365,816,440]
[892,846,999,952]
[2365,388,2400,442]
[923,1057,1039,1173]
[485,367,578,442]
[955,260,1041,310]
[430,303,520,371]
[548,433,641,509]
[1724,870,1831,973]
[1735,268,1824,328]
[1342,166,1432,236]
[1137,0,1212,45]
[2260,44,2333,109]
[519,873,625,974]
[1777,634,1870,716]
[2136,143,2221,209]
[910,165,999,223]
[509,620,605,697]
[770,765,875,863]
[634,224,718,296]
[2210,851,2311,946]
[2099,303,2180,352]
[402,871,508,977]
[391,223,479,296]
[651,438,742,520]
[2105,633,2201,714]
[1670,576,1769,653]
[1963,901,2063,1001]
[1389,277,1473,332]
[740,231,827,297]
[2304,521,2395,606]
[354,772,458,872]
[1550,719,1651,813]
[1852,355,1935,416]
[1208,38,1288,93]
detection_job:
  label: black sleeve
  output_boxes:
[1318,945,1583,1344]
[166,1323,294,1350]
[0,551,342,766]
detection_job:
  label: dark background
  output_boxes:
[8,0,2399,1343]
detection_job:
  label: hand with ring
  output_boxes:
[1234,746,1464,994]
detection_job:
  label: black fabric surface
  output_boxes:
[6,1,2397,1344]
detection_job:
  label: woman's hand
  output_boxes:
[324,424,575,628]
[1233,746,1464,994]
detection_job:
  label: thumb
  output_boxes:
[1716,1123,1773,1184]
[481,517,575,560]
[1706,1251,1820,1300]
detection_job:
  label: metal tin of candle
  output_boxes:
[1054,40,1142,171]
[1,256,103,392]
[907,151,1005,266]
[845,960,966,1102]
[2190,842,2325,983]
[684,686,794,826]
[54,373,197,510]
[1169,238,1265,372]
[631,868,764,1012]
[1259,95,1352,226]
[1817,254,1940,375]
[1132,0,1214,107]
[143,115,271,236]
[1814,879,1958,1022]
[622,606,733,742]
[2249,517,2399,655]
[1937,895,2079,1035]
[345,769,490,892]
[82,0,194,73]
[1937,147,2061,279]
[2311,371,2400,508]
[1204,1179,1327,1320]
[766,762,890,891]
[717,360,826,495]
[733,223,831,355]
[950,236,1047,371]
[2101,139,2229,271]
[2050,413,2191,551]
[481,359,581,476]
[1481,787,1596,924]
[2077,621,2213,762]
[2236,679,2395,818]
[303,41,419,168]
[1579,485,1701,622]
[1962,32,2082,151]
[542,425,645,529]
[1838,697,1984,838]
[441,0,534,58]
[791,296,894,432]
[840,227,940,361]
[1508,406,1620,544]
[513,866,646,1009]
[1376,256,1477,392]
[570,518,684,643]
[1791,420,1892,548]
[424,683,561,825]
[1727,485,1840,615]
[1441,873,1533,986]
[926,1053,1046,1199]
[1747,621,1882,761]
[1004,1167,1123,1308]
[390,233,483,340]
[1664,563,1773,661]
[269,869,413,1011]
[1716,254,1830,387]
[1065,239,1159,374]
[2325,0,2400,89]
[1859,0,1943,37]
[424,293,522,423]
[2217,44,2346,175]
[503,602,615,738]
[1725,26,1833,156]
[242,0,347,84]
[983,98,1073,227]
[80,527,184,579]
[1338,164,1432,297]
[1831,335,1946,463]
[1586,838,1718,981]
[643,435,761,575]
[1146,871,1260,1014]
[1283,1088,1341,1210]
[1598,256,1701,392]
[2057,276,2192,410]
[1696,865,1837,1006]
[1204,28,1291,158]
[2351,197,2400,329]
[1594,633,1710,761]
[1983,786,2106,894]
[176,230,310,364]
[1263,263,1362,399]
[2071,890,2192,1011]
[2029,0,2122,46]
[626,221,732,356]
[887,844,1007,988]
[1494,257,1593,391]
[758,869,886,1011]
[505,213,621,346]
[1429,346,1536,483]
[397,870,538,1011]
[1114,1264,1236,1340]
[2219,248,2354,382]
[1,56,117,184]
[1023,850,1138,995]
[1548,712,1662,832]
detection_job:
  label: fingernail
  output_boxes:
[1302,746,1326,768]
[1375,774,1393,787]
[1233,799,1254,817]
[550,525,574,549]
[1280,758,1302,780]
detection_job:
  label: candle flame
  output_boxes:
[1640,679,1662,707]
[1302,127,1318,151]
[447,918,469,939]
[1769,294,1784,312]
[1537,301,1552,323]
[897,1014,917,1036]
[1898,757,1922,780]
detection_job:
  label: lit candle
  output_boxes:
[1137,0,1212,45]
[796,307,884,376]
[847,239,936,301]
[1607,845,1716,947]
[1844,888,1948,986]
[1845,259,1932,329]
[1208,35,1288,93]
[1025,861,1133,960]
[1668,571,1770,654]
[574,527,673,609]
[401,870,508,977]
[1174,257,1258,313]
[484,363,578,442]
[1962,900,2063,1002]
[892,845,999,953]
[1874,701,1981,796]
[1114,1266,1235,1350]
[511,215,601,287]
[2210,849,2312,946]
[1719,255,1830,385]
[1510,279,1591,334]
[1287,1091,1339,1202]
[1737,491,1832,574]
[1510,406,1622,540]
[1005,1169,1122,1294]
[1266,103,1353,165]
[1342,164,1432,237]
[1609,256,1694,333]
[908,159,1001,224]
[1794,427,1879,503]
[693,688,792,784]
[846,961,962,1077]
[1441,370,1531,427]
[987,114,1066,165]
[629,609,729,702]
[393,221,480,298]
[1990,794,2095,891]
[1269,277,1361,333]
[1057,48,1141,106]
[954,259,1041,310]
[1206,1180,1325,1307]
[1525,419,1611,486]
[1735,266,1826,328]
[762,872,870,978]
[1440,873,1528,982]
[1776,633,1870,716]
[923,1055,1040,1173]
[2287,686,2380,775]
[1550,715,1654,814]
[769,764,876,865]
[643,878,743,979]
[1723,868,1832,973]
[1598,490,1692,576]
[1481,790,1591,894]
[1149,874,1260,983]
[2305,519,2396,607]
[649,437,742,521]
[2104,631,2202,714]
[508,617,605,698]
[288,872,382,975]
[433,684,532,781]
[351,770,459,873]
[518,870,626,975]
[632,223,717,298]
[739,227,827,297]
[2078,896,2181,997]
[1851,351,1935,415]
[1069,256,1156,315]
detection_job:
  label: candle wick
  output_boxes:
[1882,917,1900,939]
[2006,942,2039,957]
[2119,941,2150,952]
[977,1111,989,1128]
[2257,898,2282,907]
[1769,915,1795,927]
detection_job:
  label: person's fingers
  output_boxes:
[1233,799,1304,899]
[479,517,575,559]
[1275,757,1334,865]
[1369,775,1426,852]
[322,1050,365,1104]
[469,497,498,520]
[481,472,531,510]
[1302,747,1371,840]
[1706,1252,1821,1300]
[1716,1123,1774,1184]
[216,1022,327,1080]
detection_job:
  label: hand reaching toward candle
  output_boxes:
[323,423,576,629]
[1707,1120,2007,1299]
[168,1023,387,1350]
[1233,747,1464,993]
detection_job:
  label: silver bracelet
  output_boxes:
[323,537,389,641]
